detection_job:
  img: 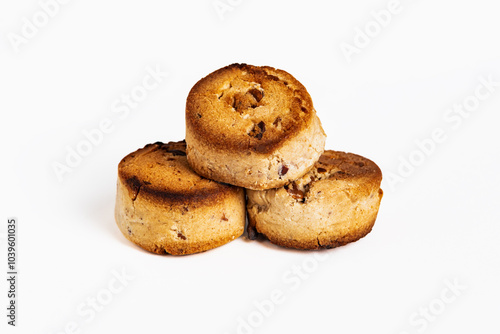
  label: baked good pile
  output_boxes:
[115,63,383,255]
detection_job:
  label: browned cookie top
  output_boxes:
[118,141,238,204]
[186,63,316,154]
[284,150,383,202]
[315,151,382,181]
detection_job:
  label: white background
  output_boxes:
[1,0,499,333]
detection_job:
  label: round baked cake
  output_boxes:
[115,141,246,255]
[185,63,326,190]
[246,150,383,250]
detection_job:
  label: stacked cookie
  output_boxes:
[115,63,383,255]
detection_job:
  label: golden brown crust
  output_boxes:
[246,150,383,250]
[186,63,316,154]
[115,141,246,255]
[185,64,326,190]
[317,151,382,181]
[118,141,239,204]
[282,150,383,202]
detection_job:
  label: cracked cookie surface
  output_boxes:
[246,150,383,250]
[186,63,326,190]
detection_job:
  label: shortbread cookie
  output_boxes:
[246,150,383,250]
[115,141,246,255]
[186,63,326,190]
